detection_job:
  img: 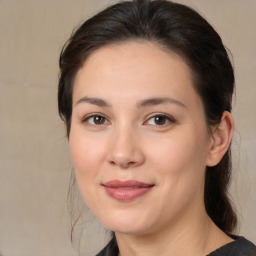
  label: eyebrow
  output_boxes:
[75,96,111,107]
[75,96,185,108]
[137,97,186,108]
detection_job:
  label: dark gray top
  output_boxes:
[96,236,256,256]
[208,236,256,256]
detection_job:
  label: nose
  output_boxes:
[107,127,145,169]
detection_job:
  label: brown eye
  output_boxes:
[146,114,175,126]
[93,116,105,125]
[154,116,167,125]
[84,114,109,125]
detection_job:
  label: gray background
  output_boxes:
[0,0,255,255]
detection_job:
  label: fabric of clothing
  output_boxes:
[95,235,256,256]
[207,236,256,256]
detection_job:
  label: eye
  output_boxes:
[83,114,109,126]
[145,114,175,126]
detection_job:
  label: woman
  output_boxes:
[58,0,256,255]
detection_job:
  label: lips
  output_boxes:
[102,180,154,201]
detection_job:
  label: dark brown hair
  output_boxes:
[58,0,237,239]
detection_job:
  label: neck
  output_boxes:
[115,208,233,256]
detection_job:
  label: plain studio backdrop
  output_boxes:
[0,0,255,255]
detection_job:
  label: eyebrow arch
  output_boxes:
[75,96,111,107]
[138,97,186,108]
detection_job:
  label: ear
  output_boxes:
[206,111,234,167]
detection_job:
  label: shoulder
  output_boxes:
[96,235,256,256]
[208,236,256,256]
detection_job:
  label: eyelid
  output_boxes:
[143,113,176,126]
[81,113,111,125]
[80,112,175,127]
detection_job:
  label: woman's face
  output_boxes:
[69,41,213,235]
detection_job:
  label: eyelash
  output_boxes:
[81,113,175,127]
[144,113,175,127]
[82,113,110,126]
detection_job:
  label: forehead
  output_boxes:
[80,41,191,78]
[73,41,199,106]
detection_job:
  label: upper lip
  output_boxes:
[103,180,154,188]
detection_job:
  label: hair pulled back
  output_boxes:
[58,0,237,234]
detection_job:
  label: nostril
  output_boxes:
[128,161,136,166]
[109,160,137,168]
[107,143,145,168]
[109,161,116,166]
[120,161,137,169]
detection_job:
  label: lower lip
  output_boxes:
[104,186,153,201]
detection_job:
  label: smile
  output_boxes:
[102,180,154,201]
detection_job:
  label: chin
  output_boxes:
[109,224,150,235]
[100,212,154,235]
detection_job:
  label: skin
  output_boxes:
[69,41,234,256]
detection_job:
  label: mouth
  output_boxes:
[102,180,155,201]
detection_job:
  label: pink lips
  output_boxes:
[103,180,154,201]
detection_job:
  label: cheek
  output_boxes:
[69,127,106,180]
[149,130,209,173]
[69,129,106,208]
[147,128,210,197]
[147,135,208,219]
